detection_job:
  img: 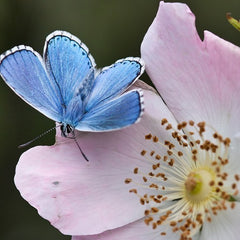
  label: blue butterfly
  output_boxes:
[0,30,144,152]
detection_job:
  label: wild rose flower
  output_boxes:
[15,2,240,240]
[74,2,240,240]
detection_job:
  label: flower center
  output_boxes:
[125,119,240,240]
[185,169,214,202]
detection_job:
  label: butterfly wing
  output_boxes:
[76,89,144,131]
[85,57,144,111]
[0,46,62,121]
[43,30,96,106]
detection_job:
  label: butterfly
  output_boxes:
[0,30,144,158]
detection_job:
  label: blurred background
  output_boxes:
[0,0,240,239]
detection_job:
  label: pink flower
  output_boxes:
[75,1,240,239]
[15,2,240,240]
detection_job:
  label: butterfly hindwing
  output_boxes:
[85,57,144,111]
[44,30,96,106]
[76,89,144,132]
[0,46,62,122]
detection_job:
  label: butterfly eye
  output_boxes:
[66,124,73,134]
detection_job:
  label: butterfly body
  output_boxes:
[0,30,144,139]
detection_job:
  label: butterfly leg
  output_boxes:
[60,123,89,161]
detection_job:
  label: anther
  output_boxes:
[168,159,174,166]
[207,217,212,222]
[144,217,153,225]
[151,207,159,213]
[133,168,138,174]
[213,133,218,138]
[170,221,177,226]
[195,140,200,144]
[218,181,224,186]
[161,118,168,125]
[149,183,158,189]
[231,202,236,209]
[143,176,147,182]
[177,123,183,130]
[172,131,178,138]
[144,210,150,216]
[140,198,145,205]
[125,178,132,184]
[166,124,172,130]
[152,222,157,229]
[223,138,231,146]
[129,189,137,194]
[189,120,194,126]
[192,149,197,154]
[145,134,152,140]
[141,150,146,156]
[235,174,240,181]
[150,151,155,156]
[181,122,187,128]
[183,135,188,140]
[209,180,215,186]
[167,150,173,156]
[178,151,183,156]
[164,140,170,145]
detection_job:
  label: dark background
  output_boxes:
[1,0,240,239]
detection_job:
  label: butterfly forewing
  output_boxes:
[0,46,62,122]
[44,30,96,108]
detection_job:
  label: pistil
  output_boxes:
[185,169,214,202]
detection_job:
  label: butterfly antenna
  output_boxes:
[72,131,89,162]
[18,125,60,148]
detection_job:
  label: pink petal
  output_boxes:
[200,202,240,240]
[72,200,239,240]
[141,1,240,138]
[71,219,177,240]
[15,83,177,235]
[72,218,201,240]
[227,132,240,196]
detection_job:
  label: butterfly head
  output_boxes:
[60,123,74,138]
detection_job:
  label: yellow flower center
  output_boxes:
[185,169,214,202]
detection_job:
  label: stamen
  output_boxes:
[125,119,239,240]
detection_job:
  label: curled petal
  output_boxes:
[141,1,240,137]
